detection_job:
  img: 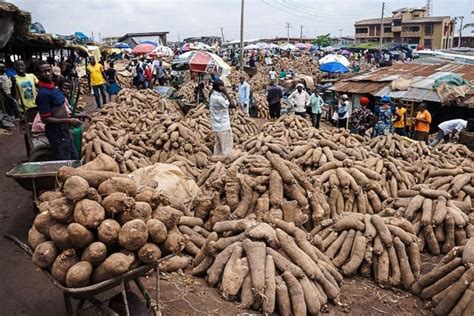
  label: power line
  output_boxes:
[261,0,356,26]
[283,0,381,17]
[270,0,379,24]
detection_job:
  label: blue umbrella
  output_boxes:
[140,40,158,46]
[319,61,349,73]
[114,42,131,49]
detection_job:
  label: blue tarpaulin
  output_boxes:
[319,61,349,73]
[74,32,89,40]
[114,42,131,49]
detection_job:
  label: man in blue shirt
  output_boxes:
[237,76,250,115]
[36,62,87,160]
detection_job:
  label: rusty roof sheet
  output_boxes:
[329,81,387,93]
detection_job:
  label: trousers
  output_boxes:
[312,113,321,128]
[92,84,107,108]
[45,124,78,160]
[269,102,281,118]
[213,129,234,156]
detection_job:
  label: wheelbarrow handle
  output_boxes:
[4,234,33,256]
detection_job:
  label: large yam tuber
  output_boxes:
[282,271,306,316]
[74,199,105,229]
[98,177,137,197]
[63,176,89,201]
[118,219,148,251]
[242,239,266,297]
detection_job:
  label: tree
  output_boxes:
[314,34,333,48]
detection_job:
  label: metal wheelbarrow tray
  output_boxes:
[5,234,178,316]
[6,160,80,198]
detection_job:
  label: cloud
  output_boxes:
[9,0,471,42]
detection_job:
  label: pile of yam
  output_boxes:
[411,238,474,315]
[81,91,211,173]
[194,152,329,230]
[184,105,260,146]
[312,213,421,290]
[29,156,190,287]
[191,216,342,315]
[386,186,472,255]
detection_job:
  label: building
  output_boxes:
[222,39,260,49]
[453,35,474,48]
[183,36,221,46]
[102,36,120,46]
[354,7,455,49]
[332,36,355,47]
[265,37,315,45]
[117,32,169,48]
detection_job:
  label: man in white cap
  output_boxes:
[430,119,468,147]
[288,83,310,118]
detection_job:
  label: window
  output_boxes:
[425,24,434,35]
[384,27,392,33]
[414,14,419,18]
[408,37,419,44]
[356,28,368,34]
[410,26,420,32]
[424,39,432,49]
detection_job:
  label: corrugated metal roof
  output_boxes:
[334,63,474,104]
[374,86,440,102]
[330,81,386,93]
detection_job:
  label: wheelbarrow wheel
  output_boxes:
[29,146,53,162]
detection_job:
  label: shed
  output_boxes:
[118,32,169,48]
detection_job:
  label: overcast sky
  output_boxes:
[10,0,473,42]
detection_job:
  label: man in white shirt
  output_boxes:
[288,83,310,118]
[237,76,250,115]
[209,80,235,156]
[268,67,277,81]
[430,119,467,147]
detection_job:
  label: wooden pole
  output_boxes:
[379,2,385,48]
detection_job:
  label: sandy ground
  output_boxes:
[0,95,435,315]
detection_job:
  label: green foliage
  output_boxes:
[313,34,332,48]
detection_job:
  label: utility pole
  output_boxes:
[456,16,464,47]
[240,0,244,68]
[220,27,225,44]
[379,2,385,48]
[300,25,304,42]
[426,0,432,17]
[339,29,343,38]
[285,23,292,43]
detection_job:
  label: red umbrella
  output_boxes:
[132,43,156,55]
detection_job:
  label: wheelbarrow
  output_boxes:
[6,160,81,203]
[5,234,180,316]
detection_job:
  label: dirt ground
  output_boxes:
[0,98,435,315]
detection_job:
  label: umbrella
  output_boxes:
[132,43,156,55]
[279,43,297,51]
[255,42,269,49]
[181,42,213,52]
[340,49,351,55]
[140,40,158,46]
[323,46,335,52]
[114,42,130,49]
[319,61,349,73]
[148,45,174,57]
[295,43,311,50]
[244,44,259,50]
[172,51,231,78]
[318,54,351,67]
